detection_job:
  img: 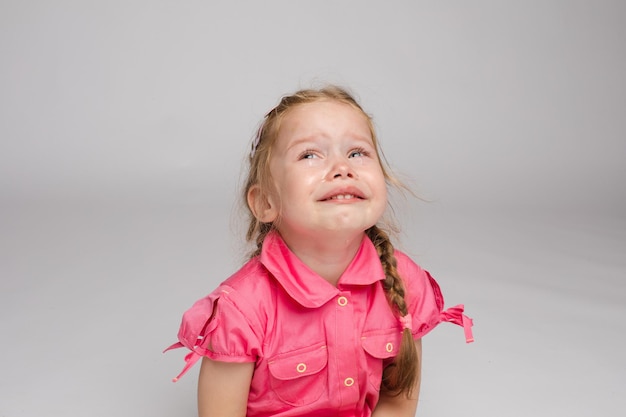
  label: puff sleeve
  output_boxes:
[395,251,474,343]
[164,284,263,382]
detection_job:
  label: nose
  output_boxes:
[328,155,356,180]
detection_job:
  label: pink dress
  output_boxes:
[167,231,473,417]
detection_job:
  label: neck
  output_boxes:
[278,230,365,286]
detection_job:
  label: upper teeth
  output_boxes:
[331,194,354,200]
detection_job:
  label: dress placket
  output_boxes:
[332,291,360,409]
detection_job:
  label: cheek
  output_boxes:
[270,177,306,212]
[284,169,321,191]
[368,167,388,195]
[374,177,389,213]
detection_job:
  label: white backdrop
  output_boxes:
[1,1,625,416]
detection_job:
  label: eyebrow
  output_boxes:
[285,136,318,152]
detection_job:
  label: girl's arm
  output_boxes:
[197,356,255,417]
[371,338,422,417]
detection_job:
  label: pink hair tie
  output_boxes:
[399,314,412,331]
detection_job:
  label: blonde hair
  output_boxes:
[243,85,418,396]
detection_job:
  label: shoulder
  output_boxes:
[188,256,276,338]
[393,249,445,314]
[392,250,474,342]
[180,257,275,338]
[215,256,277,316]
[221,257,274,296]
[393,250,428,285]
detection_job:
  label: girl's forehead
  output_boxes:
[284,99,363,117]
[265,100,377,157]
[279,100,371,133]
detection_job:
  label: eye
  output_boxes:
[298,149,318,160]
[349,147,369,158]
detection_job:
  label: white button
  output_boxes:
[296,363,307,373]
[386,342,393,352]
[337,296,348,306]
[344,377,355,387]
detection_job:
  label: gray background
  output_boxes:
[1,1,625,416]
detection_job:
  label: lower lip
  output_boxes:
[322,197,363,203]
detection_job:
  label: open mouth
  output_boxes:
[322,193,364,201]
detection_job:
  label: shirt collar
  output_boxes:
[259,231,386,308]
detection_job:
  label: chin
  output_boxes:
[323,222,372,235]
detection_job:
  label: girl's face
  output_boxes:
[264,100,387,244]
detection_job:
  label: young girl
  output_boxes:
[166,86,473,417]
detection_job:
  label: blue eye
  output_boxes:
[299,150,317,160]
[349,148,368,158]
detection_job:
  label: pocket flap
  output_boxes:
[268,343,328,381]
[361,329,401,359]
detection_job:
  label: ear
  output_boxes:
[247,184,279,224]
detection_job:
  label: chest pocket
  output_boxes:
[267,342,328,406]
[361,329,402,390]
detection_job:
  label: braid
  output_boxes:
[366,225,419,397]
[249,222,272,258]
